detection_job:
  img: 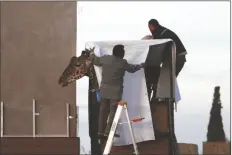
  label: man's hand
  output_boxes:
[89,52,94,60]
[90,52,94,57]
[90,51,94,56]
[85,60,92,66]
[141,35,153,40]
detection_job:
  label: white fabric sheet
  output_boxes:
[85,40,181,146]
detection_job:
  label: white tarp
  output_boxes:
[85,39,181,146]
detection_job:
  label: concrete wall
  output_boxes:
[0,1,77,137]
[1,137,80,155]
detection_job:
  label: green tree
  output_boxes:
[207,86,226,141]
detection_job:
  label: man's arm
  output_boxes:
[163,31,187,55]
[126,62,145,73]
[173,34,187,55]
[90,52,102,66]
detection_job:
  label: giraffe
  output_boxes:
[58,47,102,154]
[58,47,99,91]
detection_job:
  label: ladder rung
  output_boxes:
[104,101,139,155]
[119,117,145,125]
[131,117,145,122]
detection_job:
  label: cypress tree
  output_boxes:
[207,86,226,141]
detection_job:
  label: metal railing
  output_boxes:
[1,101,3,137]
[0,99,78,137]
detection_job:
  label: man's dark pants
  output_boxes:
[145,56,186,98]
[145,55,186,155]
[88,91,101,155]
[98,98,119,135]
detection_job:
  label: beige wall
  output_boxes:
[0,2,77,137]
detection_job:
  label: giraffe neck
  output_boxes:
[87,64,99,91]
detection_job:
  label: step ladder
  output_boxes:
[103,101,145,155]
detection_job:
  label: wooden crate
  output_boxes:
[150,102,169,133]
[101,139,169,155]
[203,142,231,155]
[178,143,198,155]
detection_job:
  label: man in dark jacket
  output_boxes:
[145,19,187,101]
[146,19,187,155]
[90,44,145,139]
[148,19,187,75]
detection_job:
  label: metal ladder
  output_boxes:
[103,101,144,155]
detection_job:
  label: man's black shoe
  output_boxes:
[97,133,108,140]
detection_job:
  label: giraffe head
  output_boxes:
[58,47,95,87]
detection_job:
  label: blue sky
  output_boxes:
[76,1,230,154]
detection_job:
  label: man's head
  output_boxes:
[113,44,125,58]
[148,19,160,33]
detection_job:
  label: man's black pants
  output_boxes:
[145,56,186,100]
[144,56,186,155]
[98,98,119,136]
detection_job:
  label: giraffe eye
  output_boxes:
[75,64,81,67]
[74,61,81,67]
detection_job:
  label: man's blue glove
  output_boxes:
[96,91,101,103]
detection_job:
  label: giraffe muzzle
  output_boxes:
[61,82,69,87]
[58,77,68,87]
[59,80,68,87]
